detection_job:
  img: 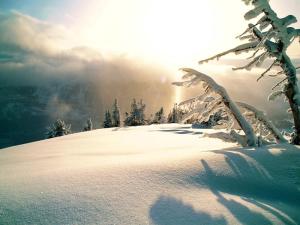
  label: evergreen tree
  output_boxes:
[137,99,146,124]
[46,119,71,138]
[196,0,300,144]
[83,118,93,131]
[124,98,146,126]
[112,99,120,127]
[167,104,184,123]
[124,112,130,126]
[103,110,112,128]
[152,107,166,124]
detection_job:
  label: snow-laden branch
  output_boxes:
[173,68,258,147]
[242,0,299,50]
[233,52,268,71]
[268,90,284,101]
[196,0,300,144]
[198,42,259,64]
[236,102,287,143]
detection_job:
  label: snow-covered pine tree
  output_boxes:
[137,99,146,125]
[83,118,93,131]
[103,110,112,128]
[124,99,138,126]
[152,107,166,124]
[236,102,286,143]
[124,112,130,126]
[168,104,178,123]
[124,99,147,126]
[198,0,300,144]
[112,99,121,127]
[173,69,287,145]
[167,103,185,123]
[173,68,258,147]
[46,119,71,138]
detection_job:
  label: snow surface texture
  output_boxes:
[0,124,300,225]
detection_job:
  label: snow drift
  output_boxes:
[0,124,299,224]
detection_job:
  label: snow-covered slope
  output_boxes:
[0,124,299,225]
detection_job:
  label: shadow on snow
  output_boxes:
[150,144,300,225]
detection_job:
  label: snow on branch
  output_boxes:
[268,90,284,101]
[173,68,258,147]
[173,68,287,144]
[198,42,259,64]
[200,0,300,83]
[233,52,268,71]
[236,102,287,143]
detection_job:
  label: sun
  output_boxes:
[138,1,220,66]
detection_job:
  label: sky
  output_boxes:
[0,0,299,69]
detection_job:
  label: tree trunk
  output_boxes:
[281,54,300,144]
[219,87,257,147]
[286,83,300,144]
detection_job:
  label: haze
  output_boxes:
[0,0,299,147]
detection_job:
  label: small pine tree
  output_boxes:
[137,99,146,124]
[83,118,93,131]
[103,110,112,128]
[46,119,71,138]
[124,99,147,126]
[112,99,120,127]
[167,104,184,123]
[152,107,166,124]
[124,112,130,126]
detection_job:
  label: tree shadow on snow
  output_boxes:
[149,195,227,225]
[209,144,300,205]
[189,149,300,225]
[152,126,203,135]
[198,160,274,225]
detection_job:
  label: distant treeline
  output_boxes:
[45,98,184,139]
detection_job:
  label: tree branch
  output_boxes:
[272,77,288,90]
[257,60,277,81]
[198,42,259,64]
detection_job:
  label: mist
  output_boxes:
[0,11,296,148]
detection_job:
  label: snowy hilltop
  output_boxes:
[0,124,299,225]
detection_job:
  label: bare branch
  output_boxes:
[232,57,260,71]
[247,49,260,59]
[233,52,267,71]
[236,23,258,39]
[272,77,288,90]
[257,60,277,81]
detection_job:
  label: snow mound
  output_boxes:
[0,124,299,225]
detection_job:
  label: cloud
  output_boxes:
[0,11,296,147]
[0,11,174,102]
[0,11,176,147]
[0,11,74,59]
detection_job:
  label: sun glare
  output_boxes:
[67,0,250,104]
[73,0,242,68]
